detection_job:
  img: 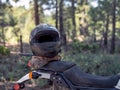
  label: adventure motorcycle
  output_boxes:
[12,53,120,90]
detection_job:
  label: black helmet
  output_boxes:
[30,24,61,58]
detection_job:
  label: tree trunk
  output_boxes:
[79,0,89,36]
[59,0,66,47]
[93,26,96,42]
[55,0,59,29]
[1,11,5,46]
[34,0,39,26]
[20,35,23,53]
[104,14,109,49]
[71,0,76,39]
[110,0,116,54]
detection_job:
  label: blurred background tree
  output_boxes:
[0,0,120,53]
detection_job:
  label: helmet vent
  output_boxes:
[37,34,56,43]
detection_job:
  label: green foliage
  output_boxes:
[6,13,17,26]
[0,55,30,81]
[5,26,19,43]
[69,40,99,53]
[3,6,35,43]
[0,46,10,56]
[63,52,120,76]
[115,46,120,53]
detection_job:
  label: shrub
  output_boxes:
[69,40,99,53]
[0,46,10,56]
[63,52,120,76]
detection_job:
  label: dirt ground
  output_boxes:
[0,82,53,90]
[0,81,69,90]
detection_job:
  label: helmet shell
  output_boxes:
[30,24,61,58]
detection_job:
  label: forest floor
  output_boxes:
[0,43,52,90]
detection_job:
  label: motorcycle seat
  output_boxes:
[41,61,120,88]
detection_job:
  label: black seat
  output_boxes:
[41,61,120,88]
[64,65,120,88]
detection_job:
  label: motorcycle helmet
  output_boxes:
[30,24,61,58]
